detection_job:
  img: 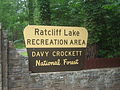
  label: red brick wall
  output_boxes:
[84,58,120,69]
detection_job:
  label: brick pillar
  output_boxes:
[0,24,8,90]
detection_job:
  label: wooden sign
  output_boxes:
[23,25,88,73]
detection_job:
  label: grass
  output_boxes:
[15,42,26,49]
[20,52,28,56]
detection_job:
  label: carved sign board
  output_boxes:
[23,25,88,73]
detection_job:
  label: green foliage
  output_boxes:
[0,0,28,41]
[51,0,84,26]
[0,0,120,58]
[28,0,34,24]
[82,0,120,57]
[82,0,106,44]
[37,0,51,25]
[101,0,120,57]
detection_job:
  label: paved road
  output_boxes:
[16,48,27,53]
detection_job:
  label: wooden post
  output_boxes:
[0,23,2,90]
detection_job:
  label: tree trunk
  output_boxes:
[37,0,51,25]
[28,0,34,25]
